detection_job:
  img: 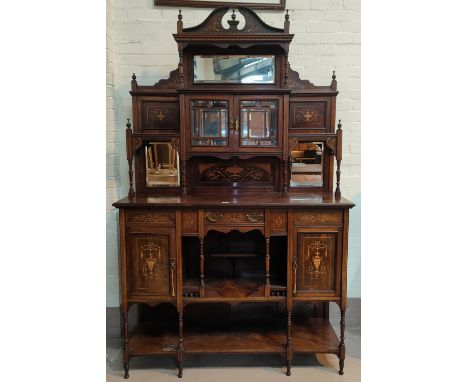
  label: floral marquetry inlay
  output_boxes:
[306,240,328,281]
[128,212,175,224]
[140,241,163,280]
[294,211,341,225]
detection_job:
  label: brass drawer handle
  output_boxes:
[246,213,263,222]
[206,212,222,223]
[169,257,175,297]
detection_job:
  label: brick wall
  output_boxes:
[106,0,361,306]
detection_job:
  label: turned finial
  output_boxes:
[285,9,290,21]
[338,119,342,130]
[132,73,136,80]
[126,118,131,129]
[178,9,182,20]
[231,9,236,20]
[332,70,336,80]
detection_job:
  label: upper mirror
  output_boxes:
[193,55,275,84]
[145,142,180,188]
[290,142,324,187]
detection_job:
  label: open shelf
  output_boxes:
[129,303,339,356]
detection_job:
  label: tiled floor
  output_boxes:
[106,318,360,382]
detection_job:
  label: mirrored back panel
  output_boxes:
[193,55,275,84]
[290,142,324,187]
[145,142,180,187]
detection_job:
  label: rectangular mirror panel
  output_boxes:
[145,142,180,187]
[193,55,275,84]
[191,100,228,146]
[290,142,324,187]
[240,100,277,146]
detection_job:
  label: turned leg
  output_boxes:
[286,310,292,376]
[177,310,184,378]
[338,307,346,375]
[122,311,130,379]
[199,237,205,297]
[265,237,271,297]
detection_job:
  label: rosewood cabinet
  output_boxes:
[114,6,354,379]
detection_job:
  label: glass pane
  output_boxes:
[193,55,275,84]
[145,142,180,187]
[290,142,324,187]
[191,100,228,146]
[240,100,277,146]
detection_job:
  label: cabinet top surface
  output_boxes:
[113,193,354,208]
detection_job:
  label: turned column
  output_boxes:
[265,236,271,297]
[121,310,130,379]
[286,310,292,376]
[339,307,346,374]
[199,237,205,297]
[177,310,184,378]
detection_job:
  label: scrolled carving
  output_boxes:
[154,68,181,89]
[170,137,181,153]
[200,163,270,183]
[129,212,175,223]
[288,137,298,155]
[287,64,317,90]
[326,137,337,154]
[205,211,264,224]
[294,211,341,225]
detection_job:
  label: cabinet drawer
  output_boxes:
[293,210,342,226]
[204,210,264,225]
[126,210,175,227]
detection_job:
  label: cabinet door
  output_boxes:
[234,95,283,152]
[127,228,176,298]
[293,229,341,297]
[187,95,233,152]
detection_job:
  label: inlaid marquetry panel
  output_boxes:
[293,210,342,226]
[296,233,336,292]
[205,210,264,224]
[289,101,328,133]
[127,211,175,226]
[181,210,198,234]
[270,210,287,234]
[142,101,179,131]
[129,234,171,296]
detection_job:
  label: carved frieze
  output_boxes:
[205,211,264,224]
[200,163,271,183]
[294,211,342,225]
[128,212,175,224]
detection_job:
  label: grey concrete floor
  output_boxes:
[106,317,360,382]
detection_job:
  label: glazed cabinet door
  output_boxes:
[186,95,233,152]
[127,227,177,299]
[234,95,283,152]
[292,228,342,298]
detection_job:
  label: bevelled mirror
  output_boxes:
[290,142,324,187]
[193,55,275,84]
[145,142,180,187]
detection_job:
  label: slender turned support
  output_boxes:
[335,120,342,197]
[125,119,135,198]
[181,160,187,195]
[199,237,205,297]
[265,237,271,297]
[283,160,289,195]
[339,307,346,375]
[122,311,129,379]
[286,310,292,376]
[177,310,184,378]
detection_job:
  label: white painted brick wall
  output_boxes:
[106,0,361,306]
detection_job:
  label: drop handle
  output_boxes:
[169,257,176,297]
[292,256,298,294]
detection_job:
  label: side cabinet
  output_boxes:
[124,210,177,300]
[290,210,343,299]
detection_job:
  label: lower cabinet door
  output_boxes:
[293,228,341,297]
[127,228,176,298]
